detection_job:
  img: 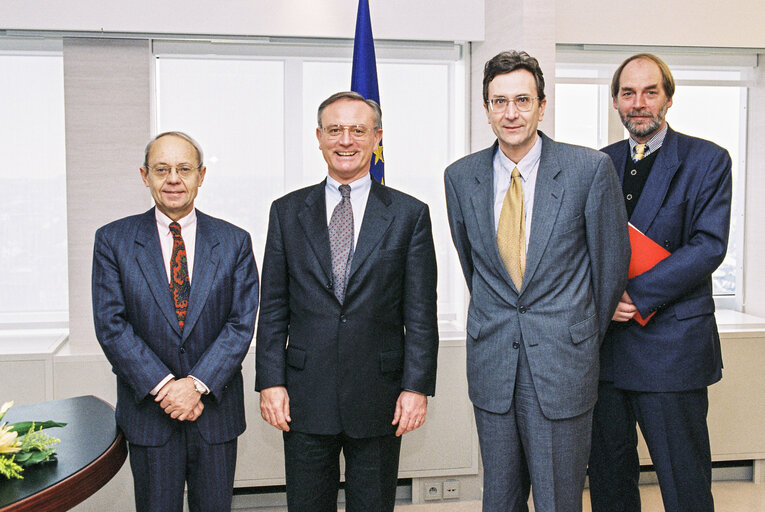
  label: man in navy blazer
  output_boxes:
[256,91,439,511]
[92,132,259,512]
[445,51,629,511]
[588,54,732,512]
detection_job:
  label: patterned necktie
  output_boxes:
[328,184,354,304]
[497,167,526,290]
[633,143,646,162]
[169,222,190,331]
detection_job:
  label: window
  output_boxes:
[154,39,467,334]
[555,48,751,308]
[0,46,67,325]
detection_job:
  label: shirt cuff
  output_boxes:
[150,374,175,396]
[188,375,210,395]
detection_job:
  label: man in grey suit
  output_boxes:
[444,51,630,511]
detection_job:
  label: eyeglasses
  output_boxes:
[146,164,201,179]
[321,124,374,140]
[487,96,539,113]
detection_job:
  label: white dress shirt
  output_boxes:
[493,136,543,248]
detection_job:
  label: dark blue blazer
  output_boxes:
[600,126,732,392]
[255,179,439,438]
[92,208,259,446]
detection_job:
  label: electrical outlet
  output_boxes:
[443,479,460,499]
[423,481,442,501]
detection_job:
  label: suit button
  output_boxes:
[518,305,527,314]
[179,346,185,354]
[327,281,333,289]
[512,342,520,349]
[340,315,347,323]
[663,240,671,248]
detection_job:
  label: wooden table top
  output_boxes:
[0,396,126,512]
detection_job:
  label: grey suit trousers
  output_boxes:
[473,342,593,512]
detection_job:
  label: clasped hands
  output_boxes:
[259,386,427,436]
[155,377,204,421]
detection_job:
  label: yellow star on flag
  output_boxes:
[373,144,385,165]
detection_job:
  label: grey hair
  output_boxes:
[143,131,204,167]
[317,91,382,130]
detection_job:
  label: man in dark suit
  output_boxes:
[92,131,259,512]
[444,51,630,511]
[255,91,439,512]
[588,53,732,512]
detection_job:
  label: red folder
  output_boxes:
[627,223,671,326]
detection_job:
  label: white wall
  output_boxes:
[470,0,556,151]
[557,0,765,48]
[63,39,153,352]
[0,0,484,42]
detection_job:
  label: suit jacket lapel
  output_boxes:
[297,181,333,283]
[134,209,181,336]
[347,180,393,284]
[468,143,514,289]
[629,127,681,234]
[182,210,220,341]
[522,132,564,292]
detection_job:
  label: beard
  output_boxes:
[619,100,669,139]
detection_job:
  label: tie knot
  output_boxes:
[634,144,646,161]
[511,167,521,180]
[339,184,351,199]
[169,222,182,238]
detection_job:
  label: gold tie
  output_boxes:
[633,143,646,162]
[497,167,526,289]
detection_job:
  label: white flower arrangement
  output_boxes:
[0,401,66,480]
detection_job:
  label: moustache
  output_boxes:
[627,110,654,118]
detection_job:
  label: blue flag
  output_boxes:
[351,0,384,184]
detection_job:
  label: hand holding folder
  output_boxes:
[627,223,671,326]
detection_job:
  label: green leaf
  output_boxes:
[15,449,56,468]
[14,452,32,463]
[8,421,66,434]
[19,451,49,466]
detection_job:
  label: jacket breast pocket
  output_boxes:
[656,199,688,220]
[378,247,407,262]
[554,214,584,237]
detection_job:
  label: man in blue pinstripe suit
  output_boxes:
[92,132,259,512]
